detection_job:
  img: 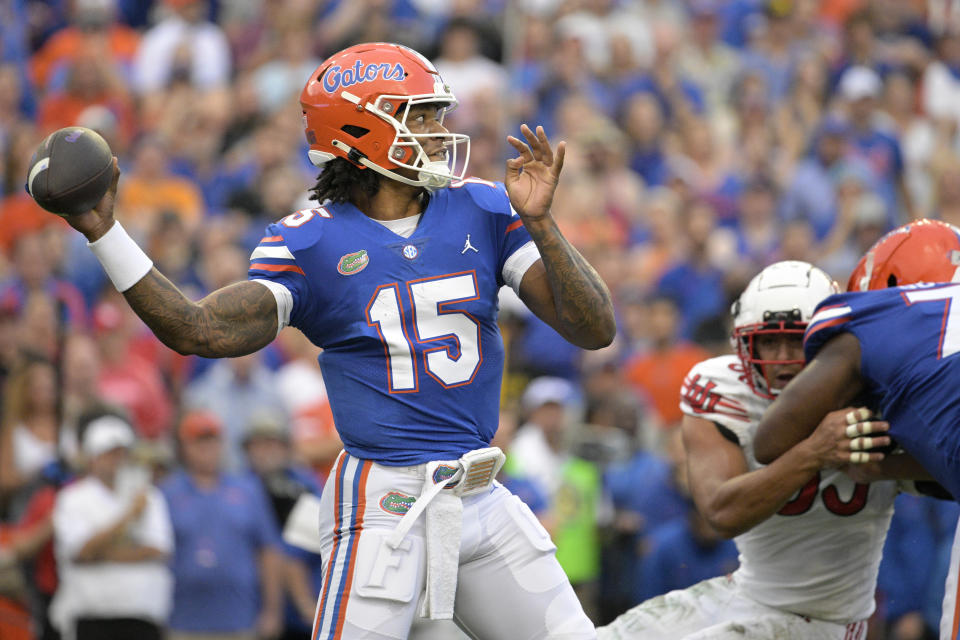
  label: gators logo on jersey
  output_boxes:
[379,491,416,515]
[338,249,369,275]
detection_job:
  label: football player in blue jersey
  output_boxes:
[751,219,960,638]
[56,42,614,639]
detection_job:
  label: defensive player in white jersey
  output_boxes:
[48,42,615,639]
[600,261,901,640]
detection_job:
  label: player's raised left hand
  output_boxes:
[505,124,565,222]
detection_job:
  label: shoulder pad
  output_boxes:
[448,178,511,215]
[271,205,336,251]
[680,355,755,424]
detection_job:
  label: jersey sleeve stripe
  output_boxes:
[504,220,524,234]
[250,262,306,275]
[804,316,850,344]
[451,177,497,189]
[261,235,284,243]
[251,245,296,260]
[807,304,852,328]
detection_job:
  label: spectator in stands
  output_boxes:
[934,157,960,228]
[0,63,30,149]
[924,30,960,131]
[0,229,88,329]
[883,69,937,218]
[50,412,173,640]
[637,497,739,601]
[491,407,549,517]
[839,64,917,224]
[733,176,781,274]
[93,299,173,440]
[241,412,322,640]
[508,377,603,620]
[780,116,850,240]
[434,18,508,128]
[275,328,340,482]
[183,349,285,473]
[37,51,136,149]
[623,188,684,292]
[878,494,960,640]
[161,410,284,640]
[655,199,732,340]
[775,53,830,165]
[623,293,709,430]
[133,0,231,95]
[670,118,740,223]
[251,24,321,116]
[0,357,71,504]
[675,0,741,119]
[29,0,140,93]
[0,492,52,640]
[115,135,205,236]
[599,389,685,623]
[621,92,670,188]
[633,430,737,602]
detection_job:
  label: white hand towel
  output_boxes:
[419,470,463,619]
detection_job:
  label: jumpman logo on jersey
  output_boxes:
[461,234,479,254]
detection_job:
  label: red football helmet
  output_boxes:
[300,42,470,191]
[847,219,960,291]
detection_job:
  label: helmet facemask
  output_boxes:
[731,261,839,399]
[378,94,470,190]
[733,309,806,400]
[314,90,470,192]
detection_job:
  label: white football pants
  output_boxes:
[598,575,867,640]
[310,452,596,640]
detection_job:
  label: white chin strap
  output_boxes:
[417,160,455,191]
[358,156,452,192]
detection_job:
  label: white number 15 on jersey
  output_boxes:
[366,272,482,392]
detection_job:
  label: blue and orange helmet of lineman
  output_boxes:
[847,219,960,291]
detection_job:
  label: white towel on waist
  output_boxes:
[419,461,463,619]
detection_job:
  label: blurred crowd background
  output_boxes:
[1,0,960,639]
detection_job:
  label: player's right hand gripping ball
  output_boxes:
[25,126,114,216]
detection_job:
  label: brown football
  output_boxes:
[26,126,114,216]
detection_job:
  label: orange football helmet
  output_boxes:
[847,219,960,291]
[300,42,470,191]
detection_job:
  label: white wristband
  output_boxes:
[87,221,154,292]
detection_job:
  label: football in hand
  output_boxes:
[25,126,114,216]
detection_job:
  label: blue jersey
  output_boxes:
[804,283,960,499]
[248,179,537,465]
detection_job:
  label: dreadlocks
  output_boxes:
[309,158,381,204]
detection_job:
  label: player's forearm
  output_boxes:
[123,271,277,358]
[523,216,616,349]
[702,447,821,538]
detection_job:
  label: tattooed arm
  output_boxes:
[518,224,615,349]
[506,125,615,349]
[59,159,278,358]
[122,271,277,357]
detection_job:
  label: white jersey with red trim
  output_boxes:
[679,355,897,623]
